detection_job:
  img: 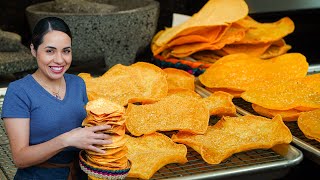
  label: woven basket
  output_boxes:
[79,150,131,180]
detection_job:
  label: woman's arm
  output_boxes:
[4,118,111,168]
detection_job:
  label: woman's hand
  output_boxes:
[61,125,112,154]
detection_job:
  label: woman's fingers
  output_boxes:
[92,139,112,145]
[93,133,112,140]
[66,125,113,151]
[88,125,111,132]
[87,145,106,154]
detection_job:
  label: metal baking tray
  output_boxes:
[308,64,320,74]
[0,87,303,180]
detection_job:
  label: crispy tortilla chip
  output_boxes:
[252,104,301,121]
[199,53,308,91]
[151,30,165,55]
[86,98,125,115]
[97,135,127,149]
[86,146,127,156]
[84,157,123,171]
[206,87,243,98]
[260,39,292,59]
[191,50,222,63]
[170,23,247,58]
[154,0,248,47]
[82,118,126,127]
[79,62,168,106]
[168,89,236,116]
[298,109,320,142]
[172,115,292,164]
[126,133,188,179]
[241,74,320,110]
[104,125,126,135]
[294,106,318,112]
[152,27,228,57]
[208,22,247,49]
[163,68,195,91]
[125,94,210,136]
[221,43,272,57]
[170,42,215,58]
[78,72,92,80]
[86,91,100,101]
[234,16,295,44]
[85,155,128,170]
[167,88,202,99]
[87,149,127,165]
[170,34,210,45]
[166,26,226,46]
[82,98,128,171]
[234,16,259,27]
[202,91,236,116]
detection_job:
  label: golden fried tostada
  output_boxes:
[298,109,320,142]
[126,132,188,179]
[125,93,210,136]
[172,115,292,164]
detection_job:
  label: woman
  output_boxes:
[1,17,111,180]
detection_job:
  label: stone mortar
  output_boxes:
[26,0,160,68]
[0,45,37,75]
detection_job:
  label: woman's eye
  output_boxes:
[46,49,54,54]
[63,49,71,54]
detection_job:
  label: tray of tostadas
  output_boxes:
[233,97,320,164]
[229,66,320,165]
[0,85,303,180]
[125,83,303,180]
[127,86,303,180]
[160,84,302,180]
[129,124,302,180]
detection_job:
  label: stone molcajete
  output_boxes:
[26,0,160,68]
[0,29,37,75]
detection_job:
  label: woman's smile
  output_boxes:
[49,66,64,74]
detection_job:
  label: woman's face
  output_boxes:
[31,30,72,80]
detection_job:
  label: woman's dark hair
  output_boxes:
[31,16,72,50]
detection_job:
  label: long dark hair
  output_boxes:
[31,16,72,50]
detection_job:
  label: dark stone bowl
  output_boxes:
[26,0,159,68]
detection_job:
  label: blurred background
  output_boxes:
[0,0,320,65]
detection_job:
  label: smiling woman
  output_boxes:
[30,17,72,100]
[31,30,71,99]
[0,17,113,180]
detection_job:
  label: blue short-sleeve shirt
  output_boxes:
[1,73,88,161]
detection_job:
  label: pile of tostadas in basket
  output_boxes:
[79,0,320,179]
